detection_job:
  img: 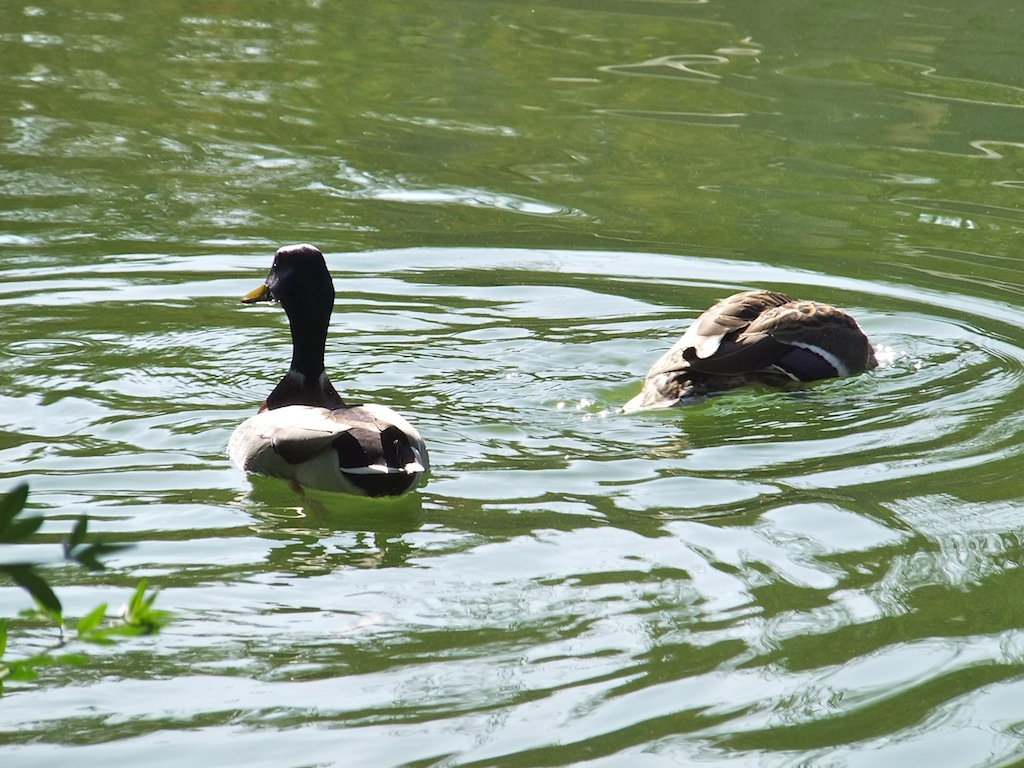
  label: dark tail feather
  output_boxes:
[331,427,422,497]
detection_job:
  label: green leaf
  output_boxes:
[76,628,118,645]
[128,580,148,615]
[1,653,58,683]
[75,603,107,637]
[0,483,29,529]
[67,541,131,571]
[118,581,168,635]
[0,619,7,658]
[64,516,88,557]
[0,514,44,544]
[4,663,40,682]
[62,512,133,571]
[3,565,62,617]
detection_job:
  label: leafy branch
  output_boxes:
[0,482,168,694]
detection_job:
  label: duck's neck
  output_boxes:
[263,305,346,411]
[265,369,345,411]
[288,317,330,381]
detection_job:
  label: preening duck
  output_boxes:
[623,290,877,413]
[228,244,428,496]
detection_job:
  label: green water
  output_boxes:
[3,1,1024,766]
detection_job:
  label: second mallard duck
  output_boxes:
[228,244,429,496]
[623,290,877,413]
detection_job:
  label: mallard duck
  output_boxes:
[228,244,428,497]
[623,290,877,413]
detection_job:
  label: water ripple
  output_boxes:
[5,247,1024,764]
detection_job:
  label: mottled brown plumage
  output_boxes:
[623,290,877,412]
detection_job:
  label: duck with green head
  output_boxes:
[623,290,877,412]
[228,244,429,496]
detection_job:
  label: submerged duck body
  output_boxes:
[228,244,428,497]
[623,290,877,413]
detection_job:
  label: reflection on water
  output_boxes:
[5,0,1024,765]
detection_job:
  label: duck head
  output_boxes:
[243,243,334,313]
[242,243,345,410]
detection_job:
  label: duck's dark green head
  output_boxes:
[242,243,334,312]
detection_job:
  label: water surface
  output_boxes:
[3,1,1024,766]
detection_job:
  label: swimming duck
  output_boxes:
[228,244,428,496]
[623,290,877,413]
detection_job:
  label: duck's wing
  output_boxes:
[686,291,795,357]
[269,413,352,465]
[229,405,352,468]
[329,404,429,476]
[646,291,796,377]
[647,293,875,381]
[729,300,878,380]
